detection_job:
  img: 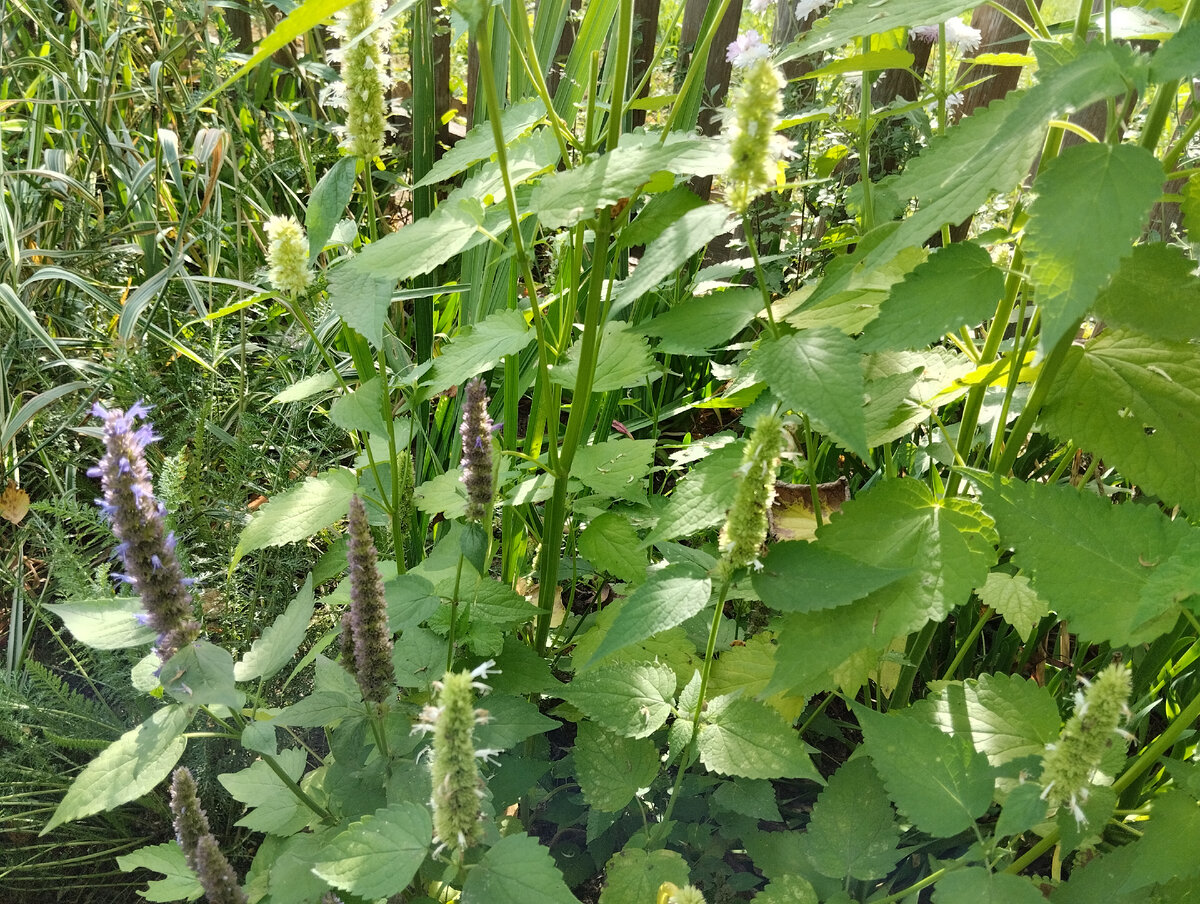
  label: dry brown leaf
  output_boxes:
[0,481,31,525]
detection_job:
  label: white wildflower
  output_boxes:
[727,30,771,68]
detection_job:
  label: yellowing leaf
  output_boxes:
[0,481,30,524]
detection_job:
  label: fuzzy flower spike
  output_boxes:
[724,57,789,215]
[718,413,785,574]
[321,0,393,160]
[170,767,248,904]
[416,661,498,855]
[89,402,199,662]
[460,378,495,522]
[264,215,313,295]
[1039,663,1133,826]
[343,494,396,704]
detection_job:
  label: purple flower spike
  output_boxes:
[459,379,494,522]
[170,767,248,904]
[345,495,395,704]
[91,402,199,661]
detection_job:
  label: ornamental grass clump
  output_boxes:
[170,767,248,904]
[322,0,392,160]
[341,494,395,704]
[1039,663,1133,825]
[264,215,313,295]
[88,402,200,661]
[724,56,787,215]
[718,414,785,573]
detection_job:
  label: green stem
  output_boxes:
[658,573,734,835]
[858,33,874,232]
[890,620,937,710]
[745,225,780,338]
[447,552,466,671]
[941,606,991,681]
[1139,0,1199,153]
[992,329,1076,477]
[661,0,737,137]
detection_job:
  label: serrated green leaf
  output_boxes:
[423,309,534,398]
[329,376,388,436]
[117,841,202,903]
[572,602,700,688]
[805,47,915,77]
[617,185,706,248]
[752,874,819,904]
[1025,143,1164,352]
[579,512,646,582]
[977,477,1197,644]
[461,833,581,904]
[414,467,467,519]
[311,802,430,899]
[235,575,315,682]
[1092,244,1200,341]
[552,323,655,394]
[863,346,972,447]
[933,867,1047,904]
[233,469,357,568]
[860,243,1005,353]
[699,695,820,781]
[563,661,676,738]
[307,155,358,257]
[640,287,764,355]
[995,782,1049,839]
[585,563,711,666]
[162,641,244,709]
[275,691,359,727]
[611,204,733,315]
[384,572,440,628]
[784,0,981,54]
[1149,19,1200,81]
[574,721,660,812]
[805,758,900,881]
[857,705,994,838]
[768,480,996,697]
[570,438,656,501]
[218,749,310,835]
[977,573,1049,642]
[473,694,558,750]
[645,441,744,544]
[241,720,277,757]
[44,705,191,833]
[531,132,727,228]
[747,329,869,458]
[44,596,155,650]
[266,829,336,902]
[713,777,781,821]
[754,541,909,613]
[1041,330,1200,514]
[598,847,689,904]
[915,673,1061,768]
[417,99,545,187]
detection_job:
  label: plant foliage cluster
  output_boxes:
[3,0,1200,901]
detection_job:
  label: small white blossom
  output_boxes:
[909,19,983,54]
[749,0,769,12]
[795,0,832,21]
[727,30,770,68]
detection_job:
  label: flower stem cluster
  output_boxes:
[88,402,199,661]
[418,663,498,854]
[460,379,495,522]
[1039,664,1133,825]
[170,767,248,904]
[724,57,787,215]
[342,495,395,704]
[264,215,313,296]
[321,0,392,160]
[718,414,785,573]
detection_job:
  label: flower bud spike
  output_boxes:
[264,215,313,295]
[346,495,396,704]
[460,379,495,522]
[1039,663,1133,826]
[170,768,248,904]
[718,414,785,574]
[429,668,492,854]
[91,403,199,661]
